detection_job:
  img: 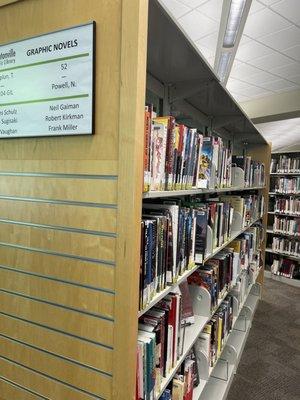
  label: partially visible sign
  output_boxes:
[0,22,95,138]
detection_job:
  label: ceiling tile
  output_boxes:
[259,0,282,5]
[256,117,300,152]
[196,0,223,22]
[243,7,291,39]
[230,61,261,79]
[178,9,217,41]
[239,35,252,46]
[236,40,273,62]
[249,0,265,14]
[160,0,191,18]
[271,0,300,25]
[259,26,300,52]
[196,31,219,50]
[259,78,298,91]
[226,78,255,94]
[283,45,300,62]
[289,74,300,84]
[242,71,279,85]
[179,0,208,9]
[248,51,293,69]
[196,43,215,60]
[231,92,252,102]
[239,85,271,97]
[270,61,300,77]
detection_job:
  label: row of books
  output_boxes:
[273,177,300,194]
[270,155,300,173]
[271,258,298,279]
[136,222,262,399]
[137,292,183,400]
[159,350,198,400]
[188,226,262,312]
[158,270,252,400]
[271,237,300,257]
[140,195,264,311]
[232,155,265,188]
[195,295,233,368]
[273,216,300,236]
[273,197,300,215]
[143,107,265,193]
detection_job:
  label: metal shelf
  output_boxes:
[268,211,300,217]
[265,248,300,261]
[143,186,265,199]
[147,1,267,146]
[264,270,300,287]
[270,173,300,176]
[266,229,300,238]
[192,284,260,400]
[269,192,300,196]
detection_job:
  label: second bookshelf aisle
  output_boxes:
[266,153,300,283]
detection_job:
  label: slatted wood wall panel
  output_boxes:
[0,0,148,399]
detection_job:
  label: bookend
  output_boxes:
[188,285,211,320]
[211,358,230,382]
[231,167,245,187]
[205,225,213,257]
[231,211,243,232]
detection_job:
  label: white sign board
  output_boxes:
[0,22,95,138]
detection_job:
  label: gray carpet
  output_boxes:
[227,276,300,400]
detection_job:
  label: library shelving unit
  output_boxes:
[266,152,300,287]
[0,1,270,400]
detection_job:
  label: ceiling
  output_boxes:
[160,0,300,103]
[160,0,300,152]
[256,117,300,151]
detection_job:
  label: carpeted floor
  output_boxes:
[227,276,300,400]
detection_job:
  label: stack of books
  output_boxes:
[274,177,300,194]
[188,249,234,311]
[194,295,234,368]
[271,155,300,173]
[272,236,300,256]
[139,194,263,311]
[273,216,300,236]
[144,106,234,192]
[160,349,198,400]
[271,258,298,278]
[274,196,300,214]
[232,155,265,187]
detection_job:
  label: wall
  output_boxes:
[0,0,147,399]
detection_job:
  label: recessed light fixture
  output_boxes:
[217,52,232,81]
[215,0,251,84]
[223,0,247,48]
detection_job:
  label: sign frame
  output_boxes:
[0,21,96,139]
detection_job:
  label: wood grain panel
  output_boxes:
[0,199,117,233]
[0,336,112,399]
[0,379,41,400]
[0,0,121,163]
[0,313,112,374]
[0,358,102,400]
[0,176,117,204]
[0,268,114,318]
[113,0,148,398]
[0,244,115,290]
[0,160,118,175]
[0,222,115,262]
[0,291,113,346]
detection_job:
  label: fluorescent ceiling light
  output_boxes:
[217,52,232,81]
[223,0,247,48]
